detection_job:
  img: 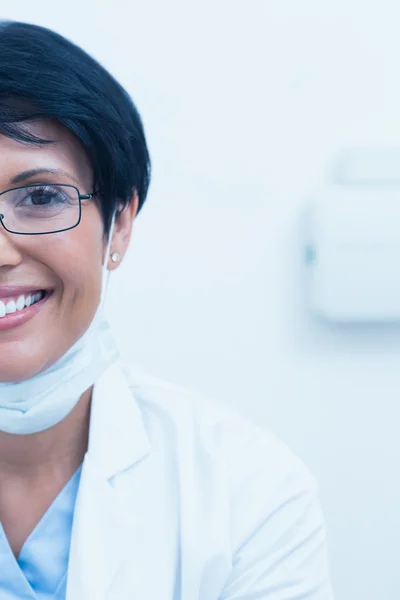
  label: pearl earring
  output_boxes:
[111,252,120,263]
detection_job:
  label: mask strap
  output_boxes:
[99,209,117,310]
[104,209,117,269]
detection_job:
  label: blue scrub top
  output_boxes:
[0,464,82,599]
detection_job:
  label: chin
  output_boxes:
[0,349,57,383]
[0,363,40,383]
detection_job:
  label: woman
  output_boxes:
[0,20,334,600]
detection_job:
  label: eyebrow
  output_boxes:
[10,168,80,186]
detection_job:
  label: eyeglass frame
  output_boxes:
[0,183,97,236]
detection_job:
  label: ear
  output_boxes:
[106,194,139,269]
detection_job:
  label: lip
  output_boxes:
[0,290,53,332]
[0,286,53,299]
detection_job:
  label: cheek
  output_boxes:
[38,221,104,325]
[57,243,102,303]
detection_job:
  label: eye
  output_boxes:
[20,185,70,207]
[0,184,82,234]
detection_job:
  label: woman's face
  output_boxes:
[0,119,137,383]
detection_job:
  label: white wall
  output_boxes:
[1,1,400,597]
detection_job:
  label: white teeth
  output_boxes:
[0,291,46,318]
[16,295,25,311]
[30,292,42,305]
[6,300,16,314]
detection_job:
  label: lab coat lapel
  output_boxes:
[66,454,129,600]
[66,359,151,600]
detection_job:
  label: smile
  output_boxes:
[0,290,46,318]
[0,290,53,332]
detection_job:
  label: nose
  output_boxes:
[0,216,23,268]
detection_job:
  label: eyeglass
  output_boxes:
[0,183,96,235]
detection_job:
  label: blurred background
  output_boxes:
[1,0,399,597]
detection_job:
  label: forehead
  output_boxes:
[0,120,92,189]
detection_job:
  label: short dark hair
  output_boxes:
[0,20,151,237]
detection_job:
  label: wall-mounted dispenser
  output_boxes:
[305,148,400,323]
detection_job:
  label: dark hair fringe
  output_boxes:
[0,20,151,236]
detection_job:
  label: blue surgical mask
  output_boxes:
[0,210,120,435]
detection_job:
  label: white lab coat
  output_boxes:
[65,358,335,600]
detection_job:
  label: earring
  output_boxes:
[111,252,120,263]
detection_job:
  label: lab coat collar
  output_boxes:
[87,357,151,479]
[67,358,152,600]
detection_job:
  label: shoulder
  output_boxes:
[122,362,334,598]
[123,360,318,506]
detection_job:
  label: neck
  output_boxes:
[0,386,92,480]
